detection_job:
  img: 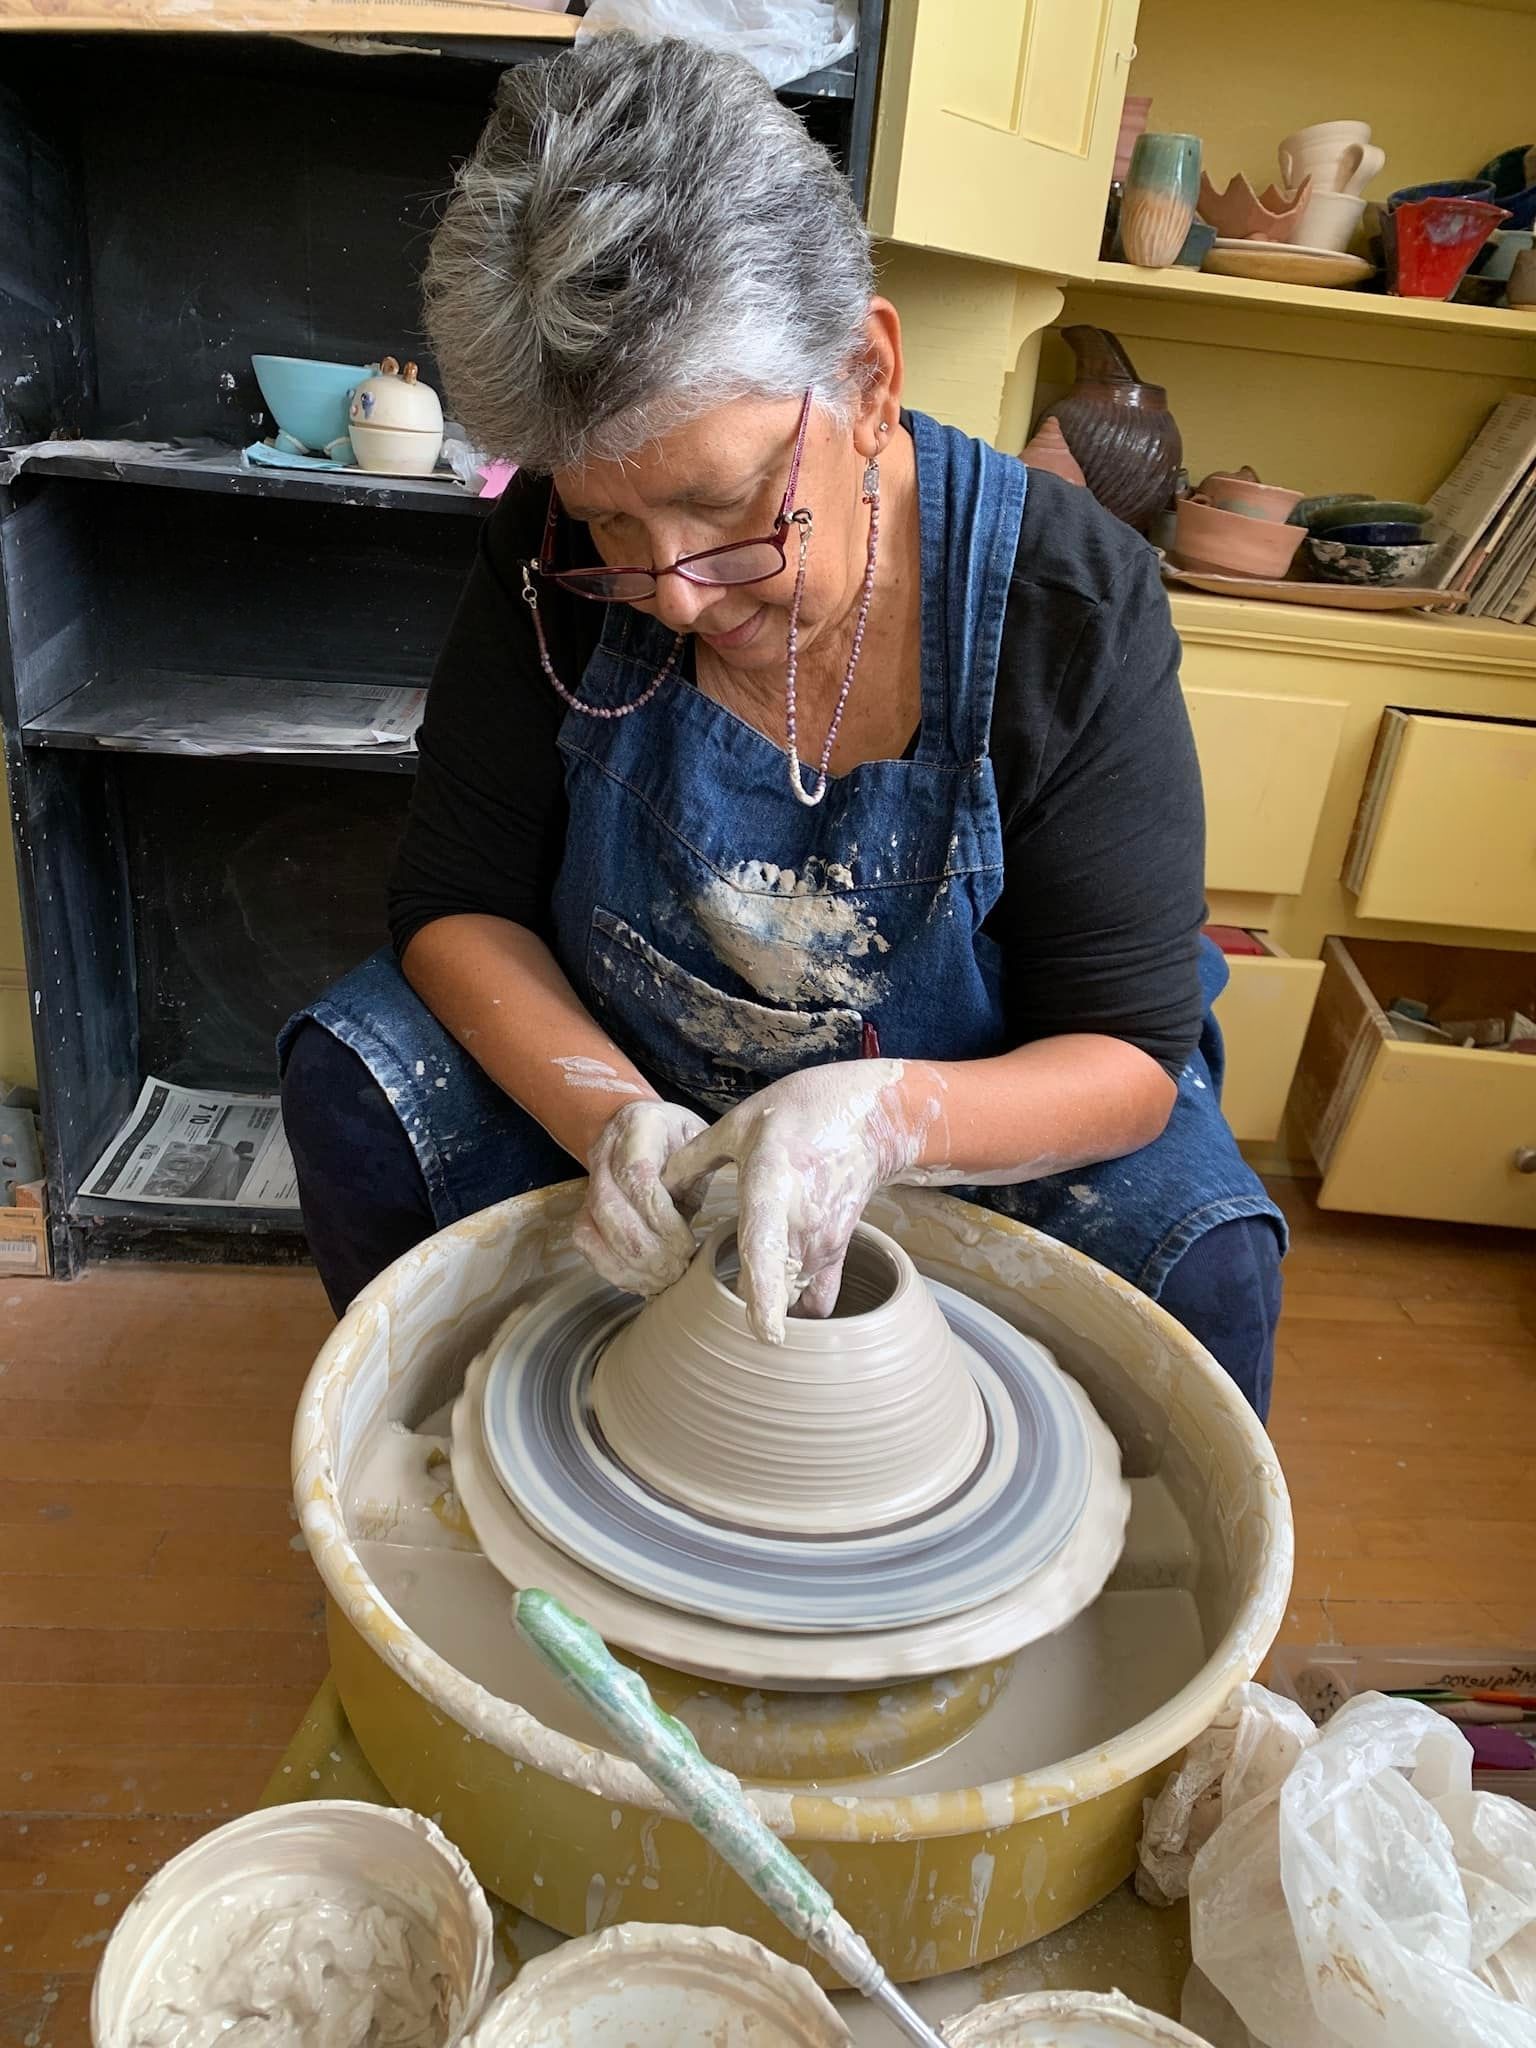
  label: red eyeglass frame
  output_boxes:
[531,389,815,600]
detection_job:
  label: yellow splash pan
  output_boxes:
[294,1184,1291,1984]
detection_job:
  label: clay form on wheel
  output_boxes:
[453,1222,1132,1690]
[592,1222,986,1537]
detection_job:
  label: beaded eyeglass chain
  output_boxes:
[519,415,887,806]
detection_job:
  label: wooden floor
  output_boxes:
[2,1180,1534,2044]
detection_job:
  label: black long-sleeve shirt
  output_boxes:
[389,463,1206,1078]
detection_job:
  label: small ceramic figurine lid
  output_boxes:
[349,357,444,433]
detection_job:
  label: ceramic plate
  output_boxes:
[480,1270,1091,1635]
[1204,240,1374,287]
[454,1351,1130,1689]
[1160,563,1467,611]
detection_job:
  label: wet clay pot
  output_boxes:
[1047,327,1183,534]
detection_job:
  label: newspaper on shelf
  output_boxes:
[40,673,427,756]
[81,1077,300,1209]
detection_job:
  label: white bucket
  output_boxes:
[91,1800,495,2048]
[945,1989,1215,2046]
[467,1923,851,2047]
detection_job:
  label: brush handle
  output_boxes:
[513,1590,947,2048]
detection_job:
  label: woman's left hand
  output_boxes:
[662,1060,927,1344]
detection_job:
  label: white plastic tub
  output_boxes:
[92,1801,495,2048]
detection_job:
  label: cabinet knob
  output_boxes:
[1516,1147,1536,1175]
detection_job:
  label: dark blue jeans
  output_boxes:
[281,1021,1281,1421]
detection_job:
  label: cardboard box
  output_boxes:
[0,1179,51,1278]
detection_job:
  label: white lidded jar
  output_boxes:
[945,1989,1217,2047]
[349,356,446,476]
[466,1924,850,2048]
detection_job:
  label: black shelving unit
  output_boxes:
[0,13,886,1276]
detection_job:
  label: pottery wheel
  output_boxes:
[479,1271,1092,1634]
[453,1346,1127,1689]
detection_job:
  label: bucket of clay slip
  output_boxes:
[91,1800,495,2048]
[945,1988,1216,2047]
[465,1923,850,2047]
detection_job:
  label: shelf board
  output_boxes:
[25,670,424,771]
[0,440,491,515]
[0,0,580,35]
[1167,587,1536,676]
[1080,259,1536,343]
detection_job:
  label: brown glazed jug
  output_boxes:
[1042,326,1183,534]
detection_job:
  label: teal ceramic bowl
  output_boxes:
[251,355,370,456]
[1296,495,1431,534]
[1305,534,1436,586]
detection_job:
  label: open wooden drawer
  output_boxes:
[1209,933,1324,1144]
[1345,710,1536,933]
[1294,937,1536,1227]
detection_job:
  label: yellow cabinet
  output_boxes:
[868,0,1139,273]
[1346,712,1536,934]
[1182,686,1346,898]
[1295,937,1536,1229]
[1211,936,1323,1144]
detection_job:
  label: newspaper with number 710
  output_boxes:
[80,1077,301,1209]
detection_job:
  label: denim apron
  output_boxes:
[283,412,1283,1299]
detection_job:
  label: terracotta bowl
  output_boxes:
[1198,170,1312,242]
[1173,496,1307,578]
[1194,472,1304,522]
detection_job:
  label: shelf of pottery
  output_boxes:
[866,0,1536,1228]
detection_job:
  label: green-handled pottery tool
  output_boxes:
[513,1588,950,2048]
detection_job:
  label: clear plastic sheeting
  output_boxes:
[575,0,856,86]
[1138,1683,1536,2048]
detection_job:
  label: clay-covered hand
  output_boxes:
[662,1061,925,1345]
[574,1098,709,1298]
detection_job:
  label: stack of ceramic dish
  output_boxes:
[1197,121,1383,287]
[450,1220,1131,1689]
[1293,493,1436,585]
[1164,483,1460,612]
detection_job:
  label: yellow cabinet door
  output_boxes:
[868,0,1140,273]
[1183,688,1347,897]
[1349,713,1536,933]
[1212,950,1324,1144]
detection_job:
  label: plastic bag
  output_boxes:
[576,0,857,88]
[1139,1683,1536,2048]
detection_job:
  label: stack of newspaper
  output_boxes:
[81,1079,299,1209]
[1425,393,1536,620]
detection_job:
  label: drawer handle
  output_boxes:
[1516,1147,1536,1175]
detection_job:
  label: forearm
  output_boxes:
[895,1035,1177,1187]
[401,914,655,1163]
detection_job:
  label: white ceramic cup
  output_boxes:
[1292,186,1368,251]
[1280,122,1384,198]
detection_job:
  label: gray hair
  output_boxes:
[423,34,875,472]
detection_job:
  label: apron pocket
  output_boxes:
[586,907,864,1112]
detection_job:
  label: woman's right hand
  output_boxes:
[573,1097,708,1297]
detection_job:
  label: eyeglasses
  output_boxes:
[529,390,814,602]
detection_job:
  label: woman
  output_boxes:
[280,35,1285,1415]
